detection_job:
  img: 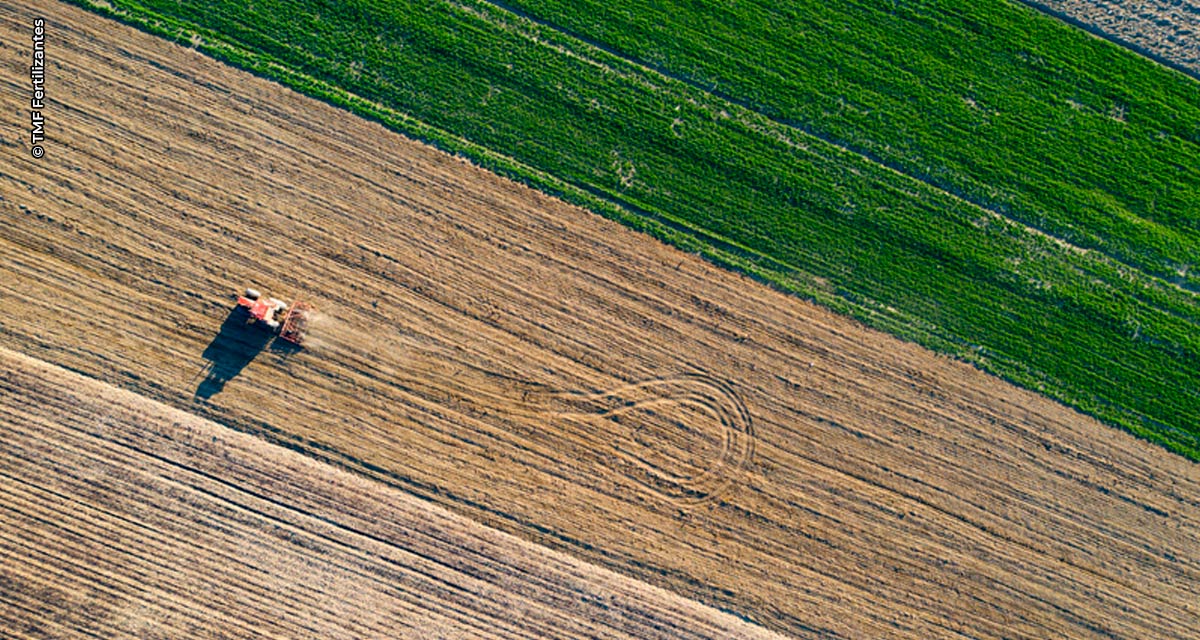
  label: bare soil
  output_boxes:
[1,1,1199,637]
[0,348,780,639]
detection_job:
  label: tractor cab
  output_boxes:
[235,288,311,345]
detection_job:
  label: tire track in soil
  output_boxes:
[534,374,755,506]
[299,313,753,506]
[2,2,1200,638]
[0,348,785,640]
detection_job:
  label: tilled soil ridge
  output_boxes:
[0,347,785,639]
[1,2,1199,637]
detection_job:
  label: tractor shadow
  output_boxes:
[194,306,275,400]
[270,336,303,357]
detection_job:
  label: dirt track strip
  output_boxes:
[1,2,1199,637]
[0,349,782,639]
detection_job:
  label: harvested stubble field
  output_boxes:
[69,0,1200,460]
[1,2,1199,638]
[0,348,779,639]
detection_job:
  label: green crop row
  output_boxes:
[502,0,1200,285]
[70,0,1200,458]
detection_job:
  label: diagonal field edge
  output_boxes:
[0,347,790,639]
[55,0,1200,461]
[5,5,1200,635]
[477,0,1197,295]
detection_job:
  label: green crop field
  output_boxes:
[70,0,1200,458]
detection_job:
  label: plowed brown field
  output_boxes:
[0,347,780,639]
[2,2,1199,638]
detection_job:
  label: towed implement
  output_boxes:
[235,288,313,346]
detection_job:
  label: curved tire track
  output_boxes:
[545,374,754,506]
[3,4,1200,638]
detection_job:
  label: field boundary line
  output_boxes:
[56,0,1200,459]
[75,0,1195,306]
[64,1,900,322]
[63,0,1200,328]
[0,346,791,638]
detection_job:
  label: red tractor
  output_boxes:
[236,288,313,346]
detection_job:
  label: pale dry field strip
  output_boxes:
[1021,0,1200,77]
[0,348,782,639]
[1,1,1199,638]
